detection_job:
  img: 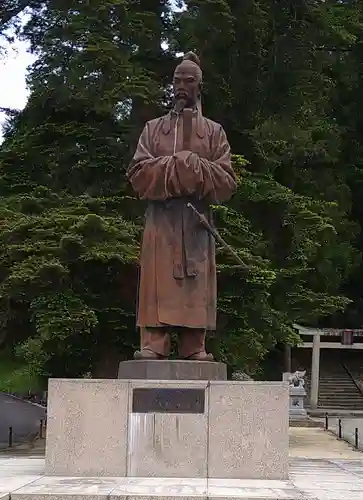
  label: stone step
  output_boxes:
[319,396,363,401]
[319,376,357,380]
[318,399,363,402]
[318,395,363,398]
[318,385,360,389]
[319,387,362,392]
[318,401,363,405]
[318,405,363,410]
[318,382,359,385]
[319,380,358,390]
[318,405,363,408]
[318,390,363,394]
[319,383,355,387]
[3,455,363,500]
[319,396,363,400]
[319,392,362,396]
[319,377,357,380]
[319,389,362,392]
[319,394,363,398]
[317,398,362,401]
[8,476,308,500]
[320,378,355,386]
[318,399,363,404]
[319,377,354,380]
[319,385,360,388]
[319,390,363,394]
[319,395,363,398]
[318,402,363,407]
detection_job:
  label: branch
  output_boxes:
[313,46,353,53]
[0,0,39,30]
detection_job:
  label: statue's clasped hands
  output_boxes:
[174,150,200,170]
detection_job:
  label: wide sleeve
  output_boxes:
[127,121,236,203]
[127,122,198,201]
[196,125,237,203]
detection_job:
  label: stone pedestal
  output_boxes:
[118,359,227,380]
[289,386,308,420]
[45,378,289,480]
[283,372,308,421]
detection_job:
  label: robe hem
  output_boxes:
[137,322,216,331]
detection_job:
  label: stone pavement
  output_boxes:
[0,428,362,499]
[0,456,43,497]
[326,417,363,451]
[290,458,363,499]
[289,427,361,459]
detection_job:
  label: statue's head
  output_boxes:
[173,52,202,110]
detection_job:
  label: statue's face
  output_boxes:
[173,63,200,109]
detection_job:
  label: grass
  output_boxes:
[0,349,42,394]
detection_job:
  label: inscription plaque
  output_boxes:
[132,388,205,413]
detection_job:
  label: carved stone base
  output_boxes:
[289,386,308,420]
[118,359,227,381]
[45,379,288,479]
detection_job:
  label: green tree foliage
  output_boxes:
[322,1,363,328]
[1,0,363,378]
[0,0,172,379]
[0,191,140,378]
[175,0,360,370]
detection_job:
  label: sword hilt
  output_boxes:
[187,202,249,270]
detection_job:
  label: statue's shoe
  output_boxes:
[184,352,214,361]
[133,349,165,360]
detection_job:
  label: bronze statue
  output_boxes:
[127,52,236,361]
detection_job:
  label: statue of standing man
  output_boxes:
[127,52,236,361]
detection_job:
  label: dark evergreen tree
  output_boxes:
[1,0,363,379]
[174,0,360,369]
[0,0,173,378]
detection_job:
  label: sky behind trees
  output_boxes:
[0,36,35,141]
[0,0,183,141]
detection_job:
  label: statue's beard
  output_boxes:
[173,95,199,112]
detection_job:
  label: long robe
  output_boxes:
[127,109,236,330]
